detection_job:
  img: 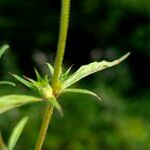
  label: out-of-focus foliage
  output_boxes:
[0,0,149,149]
[0,116,28,150]
[7,116,28,150]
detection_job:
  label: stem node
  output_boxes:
[35,0,70,149]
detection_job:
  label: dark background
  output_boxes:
[0,0,150,149]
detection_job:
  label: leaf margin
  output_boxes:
[62,88,102,102]
[61,52,130,91]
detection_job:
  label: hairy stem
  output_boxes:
[52,0,71,93]
[35,103,54,150]
[35,0,70,150]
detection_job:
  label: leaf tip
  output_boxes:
[96,95,102,102]
[119,52,131,62]
[59,109,64,117]
[55,102,64,117]
[23,116,29,123]
[3,44,10,49]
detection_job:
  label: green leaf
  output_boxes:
[61,53,130,91]
[23,76,36,85]
[62,88,102,102]
[0,81,15,86]
[8,117,28,150]
[46,63,54,76]
[61,65,73,81]
[34,68,42,81]
[0,95,43,114]
[0,44,9,59]
[10,73,36,90]
[0,131,7,150]
[48,97,63,116]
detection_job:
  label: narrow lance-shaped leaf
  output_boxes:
[47,97,63,116]
[8,117,28,150]
[61,65,73,81]
[62,88,102,102]
[0,131,7,150]
[0,81,15,86]
[0,95,43,114]
[34,68,42,81]
[0,44,9,59]
[46,63,54,76]
[10,73,36,90]
[61,53,130,91]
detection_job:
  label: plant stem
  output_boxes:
[35,103,54,150]
[35,0,70,150]
[52,0,71,94]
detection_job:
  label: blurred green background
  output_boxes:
[0,0,150,149]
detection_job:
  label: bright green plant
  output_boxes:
[0,117,28,150]
[0,0,130,149]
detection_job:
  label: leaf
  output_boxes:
[61,53,130,91]
[47,97,63,116]
[8,117,28,150]
[34,68,42,81]
[10,73,36,90]
[0,81,15,86]
[62,88,102,102]
[61,65,73,81]
[0,95,43,114]
[46,63,54,76]
[0,44,9,59]
[23,76,36,85]
[0,131,7,150]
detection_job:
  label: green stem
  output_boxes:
[35,0,70,150]
[35,103,54,150]
[52,0,71,93]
